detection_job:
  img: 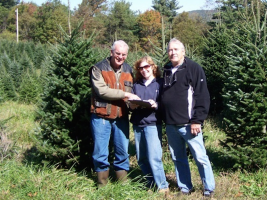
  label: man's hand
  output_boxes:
[191,123,201,136]
[125,92,140,100]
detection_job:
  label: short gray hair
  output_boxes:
[111,40,129,52]
[166,38,185,52]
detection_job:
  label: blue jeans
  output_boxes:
[91,113,130,172]
[134,125,168,190]
[166,124,215,193]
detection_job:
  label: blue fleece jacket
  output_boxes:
[130,78,163,127]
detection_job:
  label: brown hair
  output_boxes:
[133,56,161,82]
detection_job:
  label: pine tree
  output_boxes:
[0,77,6,102]
[0,52,18,100]
[34,22,97,170]
[221,4,267,170]
[202,25,233,115]
[18,72,42,104]
[0,39,50,103]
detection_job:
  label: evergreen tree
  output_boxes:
[18,72,42,104]
[152,0,181,20]
[0,5,9,32]
[202,25,233,115]
[221,4,267,170]
[105,0,138,48]
[0,52,19,100]
[152,0,181,41]
[0,39,50,103]
[0,77,6,102]
[0,0,18,8]
[34,22,97,170]
[34,43,47,69]
[213,0,267,28]
[201,1,267,116]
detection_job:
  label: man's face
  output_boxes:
[110,44,128,69]
[167,41,185,66]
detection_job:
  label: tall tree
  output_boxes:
[137,10,161,52]
[73,0,107,40]
[202,0,267,115]
[105,0,138,48]
[34,0,69,43]
[76,0,106,17]
[221,3,267,170]
[202,24,232,115]
[0,5,9,33]
[152,0,181,40]
[152,0,181,19]
[35,22,97,169]
[0,0,19,8]
[213,0,267,28]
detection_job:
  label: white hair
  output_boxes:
[167,38,185,52]
[111,40,129,52]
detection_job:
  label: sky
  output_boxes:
[23,0,209,12]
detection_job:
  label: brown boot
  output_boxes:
[115,170,127,182]
[97,170,109,188]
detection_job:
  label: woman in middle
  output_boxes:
[129,56,169,193]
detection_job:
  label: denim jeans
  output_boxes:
[90,113,130,172]
[133,125,169,190]
[166,124,215,193]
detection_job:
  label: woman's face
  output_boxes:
[138,61,154,80]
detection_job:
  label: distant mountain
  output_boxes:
[186,10,218,22]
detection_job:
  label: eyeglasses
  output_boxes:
[137,65,150,71]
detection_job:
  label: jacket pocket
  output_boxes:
[124,81,133,93]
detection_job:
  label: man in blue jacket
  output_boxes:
[161,38,215,197]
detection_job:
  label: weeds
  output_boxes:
[0,128,14,162]
[0,118,19,162]
[239,169,267,198]
[0,101,37,143]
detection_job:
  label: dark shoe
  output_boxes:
[97,170,109,188]
[203,190,214,198]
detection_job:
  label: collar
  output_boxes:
[164,57,187,70]
[138,77,156,85]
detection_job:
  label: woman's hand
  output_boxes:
[148,99,158,108]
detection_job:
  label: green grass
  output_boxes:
[0,101,38,143]
[0,159,156,200]
[0,101,267,199]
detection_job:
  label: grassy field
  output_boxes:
[0,101,266,199]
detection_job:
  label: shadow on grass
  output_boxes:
[202,134,238,172]
[206,148,237,173]
[22,145,95,181]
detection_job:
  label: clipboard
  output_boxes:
[128,99,152,108]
